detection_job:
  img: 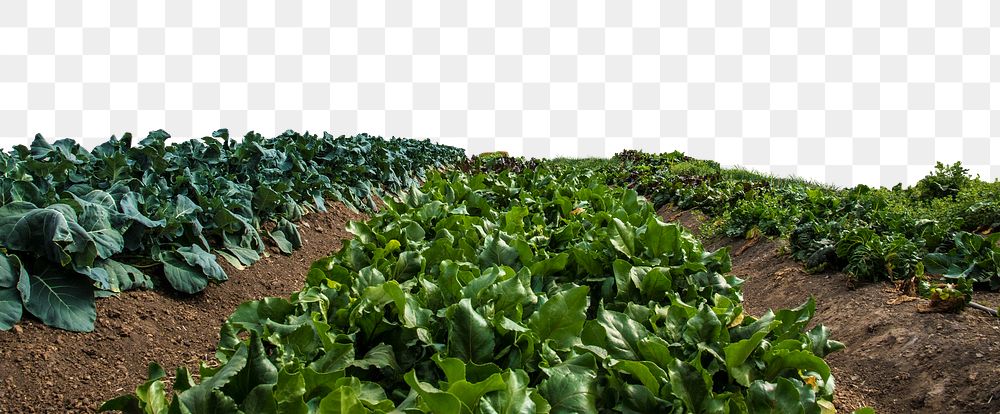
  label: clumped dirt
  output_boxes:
[0,202,364,413]
[658,206,1000,413]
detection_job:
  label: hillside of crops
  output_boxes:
[0,130,464,332]
[601,150,1000,312]
[7,140,1000,413]
[100,161,851,413]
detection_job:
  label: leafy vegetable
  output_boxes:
[603,150,1000,301]
[0,130,465,331]
[104,166,842,413]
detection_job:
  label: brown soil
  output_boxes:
[658,206,1000,413]
[0,203,364,413]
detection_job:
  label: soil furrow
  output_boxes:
[660,206,1000,413]
[0,203,363,413]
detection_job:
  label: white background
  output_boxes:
[0,0,996,186]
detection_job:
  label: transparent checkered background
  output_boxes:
[0,1,996,187]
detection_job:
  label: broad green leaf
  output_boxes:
[269,218,302,254]
[216,250,247,270]
[772,298,816,340]
[224,246,260,266]
[347,221,378,245]
[612,260,636,299]
[88,228,124,259]
[527,285,589,350]
[242,384,278,414]
[228,297,295,333]
[96,259,153,292]
[477,370,537,414]
[273,367,308,414]
[179,344,249,412]
[503,206,530,234]
[316,382,369,414]
[7,208,79,266]
[763,349,831,382]
[683,304,723,344]
[0,287,23,330]
[176,244,228,282]
[221,334,279,403]
[447,373,506,413]
[528,253,569,278]
[595,307,649,360]
[641,216,680,258]
[351,343,400,371]
[20,267,95,332]
[478,234,520,268]
[404,370,463,414]
[923,253,963,276]
[746,379,808,414]
[725,331,775,386]
[0,201,37,239]
[0,253,24,288]
[640,267,672,300]
[538,354,598,414]
[160,252,209,294]
[609,360,667,394]
[609,218,636,257]
[119,192,166,228]
[666,358,710,412]
[448,299,496,364]
[805,325,846,358]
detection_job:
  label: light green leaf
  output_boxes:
[528,285,589,350]
[404,370,463,414]
[609,218,636,257]
[478,234,520,269]
[477,370,537,414]
[448,298,496,364]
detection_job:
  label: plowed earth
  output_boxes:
[660,206,1000,413]
[0,203,364,413]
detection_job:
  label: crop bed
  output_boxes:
[0,130,463,332]
[101,162,844,412]
[0,203,363,412]
[3,138,1000,413]
[603,150,1000,310]
[662,206,1000,413]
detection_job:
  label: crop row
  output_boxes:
[603,150,1000,310]
[103,164,847,413]
[0,131,465,331]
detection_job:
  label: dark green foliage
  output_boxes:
[925,232,1000,290]
[458,154,541,174]
[914,161,970,200]
[604,151,1000,301]
[0,130,465,331]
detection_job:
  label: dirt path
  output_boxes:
[0,203,364,413]
[660,207,1000,413]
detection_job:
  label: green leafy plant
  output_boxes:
[914,161,970,201]
[0,130,465,331]
[103,167,843,413]
[924,232,1000,290]
[604,150,1000,305]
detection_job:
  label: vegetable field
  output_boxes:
[1,136,999,413]
[102,165,843,413]
[602,150,1000,311]
[0,130,463,332]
